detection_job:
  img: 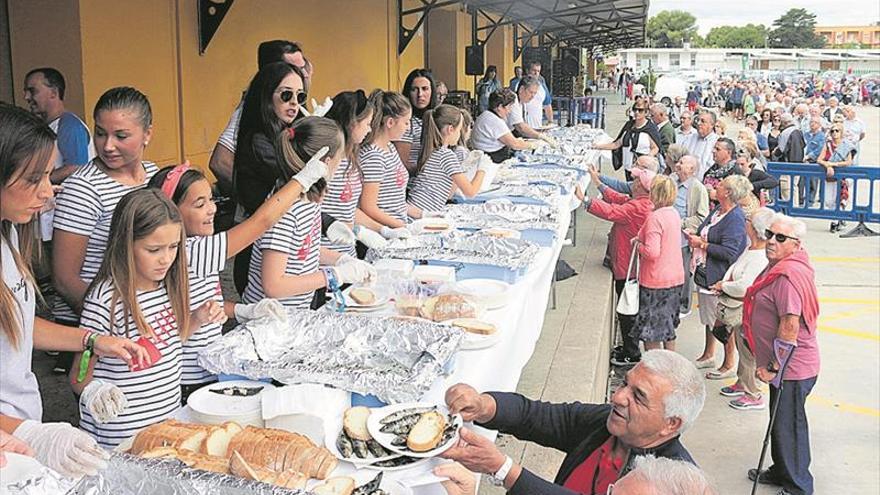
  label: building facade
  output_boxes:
[816,25,880,49]
[617,48,880,75]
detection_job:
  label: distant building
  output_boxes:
[816,25,880,49]
[617,48,880,75]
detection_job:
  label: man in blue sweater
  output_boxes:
[441,350,705,495]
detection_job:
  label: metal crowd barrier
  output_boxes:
[766,161,880,238]
[551,96,607,129]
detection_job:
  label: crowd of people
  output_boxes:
[0,39,827,495]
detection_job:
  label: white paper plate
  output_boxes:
[442,318,502,351]
[0,452,43,487]
[339,286,390,309]
[367,403,461,458]
[307,472,414,495]
[323,409,400,467]
[453,279,512,310]
[410,217,455,235]
[187,380,270,424]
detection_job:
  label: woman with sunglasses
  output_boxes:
[766,114,782,158]
[817,123,855,233]
[592,102,661,181]
[756,108,773,137]
[232,61,307,294]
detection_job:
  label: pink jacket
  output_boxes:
[637,206,684,289]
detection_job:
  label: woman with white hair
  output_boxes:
[687,175,750,376]
[712,202,774,410]
[610,455,717,495]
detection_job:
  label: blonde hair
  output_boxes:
[88,189,191,341]
[1,104,54,350]
[650,175,677,208]
[365,90,411,145]
[714,119,727,135]
[277,116,344,202]
[737,140,759,161]
[417,104,463,174]
[458,109,473,149]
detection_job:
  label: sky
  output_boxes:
[648,0,880,35]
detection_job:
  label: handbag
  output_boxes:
[693,264,709,289]
[616,244,640,316]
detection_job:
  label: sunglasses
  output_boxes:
[633,107,647,112]
[279,89,307,105]
[765,229,799,243]
[830,129,841,134]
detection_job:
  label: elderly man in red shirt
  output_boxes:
[577,166,655,367]
[743,213,820,495]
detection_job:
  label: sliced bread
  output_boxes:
[406,411,447,452]
[342,406,372,441]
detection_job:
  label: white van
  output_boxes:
[653,75,688,105]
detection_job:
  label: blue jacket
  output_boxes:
[804,130,826,161]
[696,206,747,285]
[481,392,695,495]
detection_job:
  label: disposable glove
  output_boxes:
[336,253,358,266]
[331,260,376,285]
[234,298,287,323]
[380,226,412,240]
[13,420,109,479]
[539,134,559,147]
[79,379,127,424]
[311,97,334,117]
[292,146,329,190]
[353,226,388,249]
[327,221,356,245]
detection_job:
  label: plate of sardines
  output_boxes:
[328,406,429,471]
[366,403,462,458]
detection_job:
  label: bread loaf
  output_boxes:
[421,294,477,322]
[406,411,447,452]
[313,476,356,495]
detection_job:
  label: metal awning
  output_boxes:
[398,0,648,57]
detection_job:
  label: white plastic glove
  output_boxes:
[327,221,357,245]
[331,260,376,285]
[539,134,559,147]
[353,226,388,249]
[310,97,334,117]
[234,298,288,323]
[380,225,412,240]
[525,140,540,150]
[292,146,330,191]
[336,253,358,266]
[461,150,483,171]
[13,420,109,479]
[79,379,127,424]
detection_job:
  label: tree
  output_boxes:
[646,10,699,48]
[705,24,768,48]
[768,8,826,48]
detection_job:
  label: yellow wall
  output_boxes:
[8,0,86,117]
[485,24,516,86]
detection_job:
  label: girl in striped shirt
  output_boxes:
[358,91,420,232]
[407,104,488,215]
[71,189,226,448]
[244,117,376,309]
[52,88,159,373]
[148,152,325,399]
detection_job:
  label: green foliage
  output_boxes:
[647,10,699,48]
[767,8,826,48]
[705,24,768,48]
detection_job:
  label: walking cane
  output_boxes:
[750,347,796,495]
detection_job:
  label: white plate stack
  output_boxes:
[187,380,271,427]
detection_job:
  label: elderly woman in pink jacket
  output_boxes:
[633,174,685,351]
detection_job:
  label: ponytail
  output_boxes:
[416,104,463,175]
[365,90,411,145]
[277,116,344,202]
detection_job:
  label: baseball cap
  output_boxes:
[631,168,657,191]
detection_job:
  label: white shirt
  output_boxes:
[183,233,228,385]
[217,101,244,152]
[622,123,653,171]
[525,82,546,128]
[79,280,185,448]
[0,226,41,421]
[244,201,322,309]
[52,162,158,323]
[506,96,526,129]
[472,111,511,153]
[687,133,718,180]
[675,127,697,150]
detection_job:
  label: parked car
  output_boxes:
[653,75,688,105]
[871,85,880,107]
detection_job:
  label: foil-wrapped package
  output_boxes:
[72,452,305,494]
[198,309,463,404]
[2,463,74,495]
[494,167,581,191]
[366,230,540,271]
[445,202,560,232]
[479,183,562,203]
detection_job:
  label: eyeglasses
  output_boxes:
[830,129,841,134]
[736,148,748,156]
[633,108,646,113]
[278,89,307,105]
[765,229,799,243]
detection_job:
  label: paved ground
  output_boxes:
[481,91,880,493]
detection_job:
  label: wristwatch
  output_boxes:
[489,455,514,487]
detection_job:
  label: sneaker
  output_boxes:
[748,468,782,486]
[45,351,60,357]
[720,383,745,397]
[730,395,766,410]
[678,309,692,319]
[52,364,68,374]
[694,358,716,369]
[611,354,641,367]
[610,345,624,360]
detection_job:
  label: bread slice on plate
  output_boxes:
[406,411,448,452]
[342,406,372,441]
[348,287,376,305]
[313,476,356,495]
[451,318,497,335]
